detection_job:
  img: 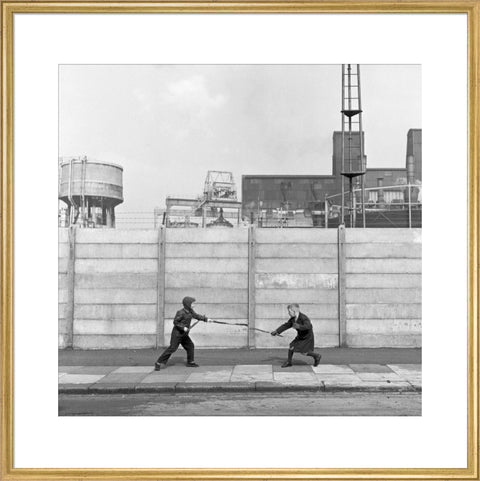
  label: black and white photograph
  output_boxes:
[57,64,422,416]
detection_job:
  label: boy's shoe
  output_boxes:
[154,362,166,371]
[281,361,293,368]
[313,354,322,367]
[186,362,199,367]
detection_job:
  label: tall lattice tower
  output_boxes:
[341,64,366,227]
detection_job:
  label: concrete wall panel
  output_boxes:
[166,273,247,289]
[58,289,68,303]
[346,258,421,274]
[74,334,156,349]
[167,229,248,243]
[256,303,338,319]
[165,288,247,304]
[346,243,421,258]
[346,274,421,288]
[255,273,337,289]
[165,258,248,273]
[76,244,158,259]
[256,258,337,274]
[75,273,157,289]
[256,244,337,258]
[346,334,421,348]
[76,229,158,244]
[346,303,421,319]
[166,243,248,258]
[256,229,337,243]
[58,258,68,274]
[346,228,421,244]
[256,288,337,304]
[58,303,67,319]
[58,273,68,290]
[59,228,69,242]
[347,318,421,334]
[58,243,69,258]
[74,288,157,304]
[346,288,421,303]
[76,259,157,274]
[58,318,67,333]
[74,319,156,335]
[58,334,68,349]
[74,304,157,320]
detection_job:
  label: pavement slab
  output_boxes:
[185,370,233,383]
[233,364,273,373]
[273,372,318,384]
[349,364,393,373]
[113,366,153,374]
[272,364,313,372]
[312,364,355,374]
[191,365,235,372]
[231,373,274,382]
[388,364,423,380]
[389,363,422,371]
[59,374,105,384]
[356,372,402,381]
[315,374,362,382]
[65,366,118,375]
[140,373,189,383]
[231,365,273,382]
[96,372,150,384]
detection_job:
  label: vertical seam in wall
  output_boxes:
[248,226,256,349]
[66,226,76,348]
[156,226,166,348]
[338,225,346,347]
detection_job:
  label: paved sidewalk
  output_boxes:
[59,362,422,394]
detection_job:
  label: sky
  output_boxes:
[59,65,421,213]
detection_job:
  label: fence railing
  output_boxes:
[58,183,422,229]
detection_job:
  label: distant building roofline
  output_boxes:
[242,174,336,179]
[366,167,407,171]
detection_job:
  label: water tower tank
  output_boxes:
[58,157,123,228]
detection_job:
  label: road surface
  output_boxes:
[59,392,421,416]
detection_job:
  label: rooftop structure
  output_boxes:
[165,171,242,227]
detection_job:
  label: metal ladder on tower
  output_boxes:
[341,64,366,228]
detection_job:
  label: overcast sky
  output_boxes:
[59,65,421,213]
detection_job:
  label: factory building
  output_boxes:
[242,129,421,222]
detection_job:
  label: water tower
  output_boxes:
[58,156,124,228]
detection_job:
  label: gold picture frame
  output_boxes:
[1,2,478,479]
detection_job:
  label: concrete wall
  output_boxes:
[254,229,339,348]
[345,229,422,347]
[59,227,421,349]
[164,229,248,347]
[59,229,159,349]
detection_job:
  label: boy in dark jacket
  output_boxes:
[271,303,321,368]
[154,296,208,370]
